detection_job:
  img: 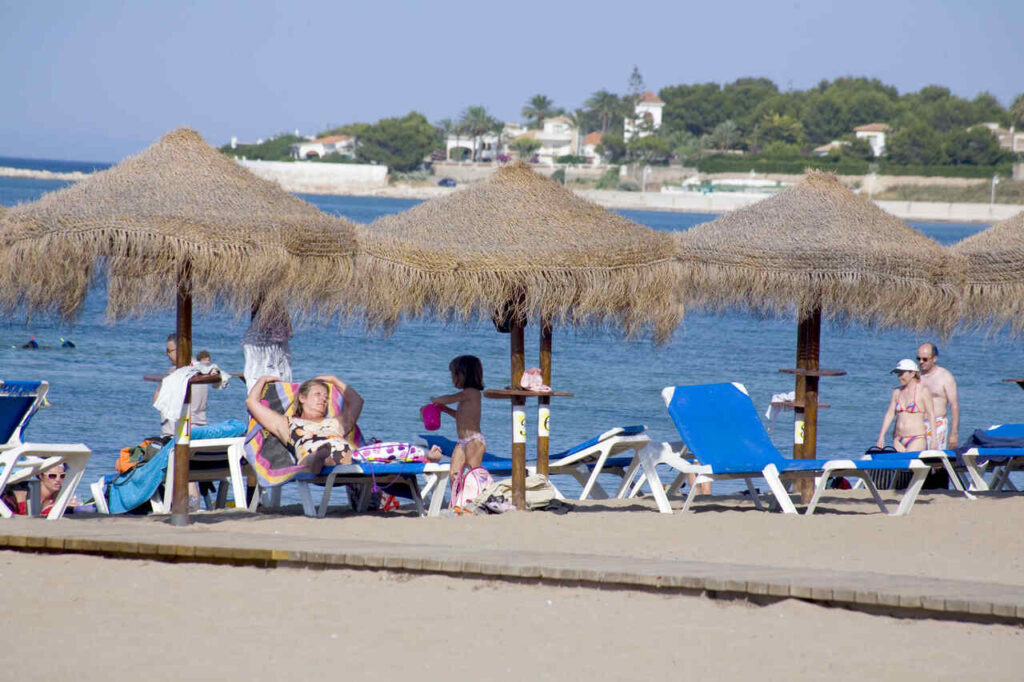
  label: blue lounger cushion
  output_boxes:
[665,383,921,474]
[418,432,640,475]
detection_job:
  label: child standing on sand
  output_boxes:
[430,355,485,481]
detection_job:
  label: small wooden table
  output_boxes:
[484,388,574,507]
[778,368,846,457]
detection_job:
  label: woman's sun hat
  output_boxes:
[891,358,919,374]
[420,403,442,431]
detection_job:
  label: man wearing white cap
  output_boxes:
[917,342,959,449]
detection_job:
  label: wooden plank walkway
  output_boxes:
[2,521,1022,623]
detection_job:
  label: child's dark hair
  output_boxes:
[196,349,211,361]
[449,355,484,390]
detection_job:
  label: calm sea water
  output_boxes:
[2,174,1017,504]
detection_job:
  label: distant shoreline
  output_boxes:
[2,165,1017,224]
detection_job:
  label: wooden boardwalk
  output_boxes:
[3,518,1022,624]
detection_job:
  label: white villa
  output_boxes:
[811,123,891,158]
[581,131,603,164]
[853,123,891,157]
[624,91,665,141]
[528,116,577,165]
[982,122,1024,153]
[445,123,524,162]
[445,118,583,166]
[289,135,356,160]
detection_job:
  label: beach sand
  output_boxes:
[6,490,1024,680]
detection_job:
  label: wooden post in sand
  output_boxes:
[170,261,194,527]
[510,323,527,510]
[536,318,552,477]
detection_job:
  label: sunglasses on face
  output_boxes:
[45,473,66,480]
[917,356,932,362]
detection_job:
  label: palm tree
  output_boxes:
[566,108,589,157]
[585,90,622,134]
[522,94,557,130]
[460,106,500,161]
[436,118,455,160]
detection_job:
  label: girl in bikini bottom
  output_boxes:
[897,434,926,448]
[457,432,486,449]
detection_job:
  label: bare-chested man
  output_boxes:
[917,342,959,449]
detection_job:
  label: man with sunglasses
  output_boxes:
[917,342,959,450]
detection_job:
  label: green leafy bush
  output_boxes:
[555,155,587,164]
[617,179,641,191]
[596,167,620,189]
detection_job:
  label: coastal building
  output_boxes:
[982,123,1024,153]
[533,116,577,164]
[812,140,847,157]
[289,135,356,160]
[853,123,891,158]
[582,132,604,165]
[624,91,665,141]
[445,123,524,162]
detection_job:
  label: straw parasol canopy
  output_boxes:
[0,127,357,321]
[950,209,1024,333]
[675,170,960,332]
[355,162,681,342]
[676,170,961,471]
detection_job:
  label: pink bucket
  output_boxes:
[420,404,442,431]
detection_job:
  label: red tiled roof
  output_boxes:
[584,132,603,145]
[853,123,891,133]
[638,91,664,105]
[315,135,353,144]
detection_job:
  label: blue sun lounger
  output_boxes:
[293,459,450,517]
[418,425,649,501]
[863,423,1024,495]
[638,382,930,515]
[0,380,91,519]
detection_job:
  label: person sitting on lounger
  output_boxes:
[876,359,936,452]
[246,374,442,475]
[11,463,79,515]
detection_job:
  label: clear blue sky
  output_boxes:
[1,0,1020,162]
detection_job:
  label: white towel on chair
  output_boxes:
[153,363,229,423]
[764,391,796,433]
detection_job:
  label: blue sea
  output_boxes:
[2,172,1020,505]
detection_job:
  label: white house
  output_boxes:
[533,116,577,164]
[624,91,665,141]
[853,123,891,158]
[582,131,604,165]
[445,123,525,161]
[289,135,356,160]
[982,122,1024,153]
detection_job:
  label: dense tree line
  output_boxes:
[224,73,1023,174]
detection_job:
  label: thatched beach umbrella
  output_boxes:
[0,127,358,523]
[675,171,958,471]
[950,209,1024,334]
[357,162,681,507]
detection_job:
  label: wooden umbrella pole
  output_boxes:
[170,261,193,527]
[510,322,527,510]
[793,316,808,458]
[537,319,552,476]
[802,305,822,461]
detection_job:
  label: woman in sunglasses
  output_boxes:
[876,359,937,452]
[11,463,74,516]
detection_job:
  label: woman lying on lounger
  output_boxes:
[245,375,441,474]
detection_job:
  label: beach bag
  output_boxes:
[115,437,169,474]
[450,466,492,510]
[471,474,559,512]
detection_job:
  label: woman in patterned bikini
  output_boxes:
[876,359,936,452]
[246,374,442,474]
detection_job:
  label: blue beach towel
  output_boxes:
[105,419,246,514]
